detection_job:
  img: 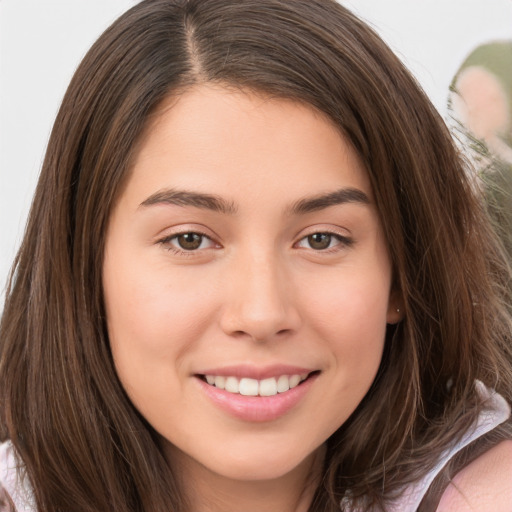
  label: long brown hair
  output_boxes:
[1,1,511,511]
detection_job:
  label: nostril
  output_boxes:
[232,330,249,339]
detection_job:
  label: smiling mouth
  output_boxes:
[198,372,318,397]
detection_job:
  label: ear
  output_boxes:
[386,288,404,325]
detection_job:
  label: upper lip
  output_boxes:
[195,364,316,380]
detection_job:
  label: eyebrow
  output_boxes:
[140,188,238,215]
[139,186,370,216]
[288,187,370,215]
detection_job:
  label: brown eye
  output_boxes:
[295,231,353,252]
[307,233,332,250]
[176,233,204,250]
[160,231,217,254]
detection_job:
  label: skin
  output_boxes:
[436,440,512,512]
[103,84,401,512]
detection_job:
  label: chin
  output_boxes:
[215,461,296,482]
[201,443,320,483]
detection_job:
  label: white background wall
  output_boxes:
[1,0,512,306]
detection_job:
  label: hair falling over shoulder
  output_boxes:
[0,1,511,511]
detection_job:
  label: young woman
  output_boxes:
[1,1,511,511]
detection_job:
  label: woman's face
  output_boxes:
[103,85,400,484]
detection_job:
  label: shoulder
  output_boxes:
[436,439,512,511]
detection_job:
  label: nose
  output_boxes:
[219,250,301,342]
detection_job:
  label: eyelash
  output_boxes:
[294,232,354,252]
[158,231,217,256]
[158,229,353,256]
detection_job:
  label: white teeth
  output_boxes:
[214,376,226,389]
[277,375,290,393]
[225,376,239,393]
[239,378,259,396]
[289,375,301,388]
[204,373,309,396]
[259,378,278,396]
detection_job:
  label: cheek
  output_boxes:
[102,262,216,420]
[297,290,387,445]
[104,252,217,351]
[302,270,390,339]
[102,254,223,408]
[297,264,390,383]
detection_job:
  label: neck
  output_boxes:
[168,445,325,512]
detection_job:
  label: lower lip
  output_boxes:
[196,374,318,422]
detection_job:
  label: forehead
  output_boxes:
[123,84,372,209]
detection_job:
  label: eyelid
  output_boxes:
[156,224,222,255]
[293,224,352,241]
[155,223,219,242]
[293,226,354,251]
[163,232,215,247]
